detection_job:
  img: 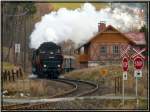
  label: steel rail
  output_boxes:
[60,78,99,97]
[48,79,78,98]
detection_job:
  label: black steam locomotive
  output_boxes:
[32,42,63,79]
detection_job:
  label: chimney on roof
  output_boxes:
[98,21,106,32]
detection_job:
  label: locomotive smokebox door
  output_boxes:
[32,42,63,79]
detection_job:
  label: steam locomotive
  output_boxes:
[32,42,63,79]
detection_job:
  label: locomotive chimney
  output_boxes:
[98,21,106,32]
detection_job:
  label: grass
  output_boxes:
[69,99,148,109]
[104,99,147,109]
[2,79,73,98]
[64,65,123,81]
[2,47,15,71]
[64,64,148,96]
[2,61,27,81]
[2,62,15,71]
[139,99,148,109]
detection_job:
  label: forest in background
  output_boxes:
[1,2,54,72]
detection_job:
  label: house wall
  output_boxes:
[80,62,88,69]
[89,33,131,61]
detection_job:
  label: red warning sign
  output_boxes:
[133,55,144,70]
[122,57,128,71]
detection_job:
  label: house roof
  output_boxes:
[124,32,146,45]
[77,25,146,50]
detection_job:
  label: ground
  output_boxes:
[2,63,148,110]
[64,64,148,97]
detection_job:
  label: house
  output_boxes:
[76,21,146,68]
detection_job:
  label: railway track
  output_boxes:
[48,78,78,98]
[57,78,98,97]
[2,78,77,110]
[2,78,98,110]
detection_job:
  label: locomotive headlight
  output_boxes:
[57,65,60,67]
[40,51,45,53]
[50,52,54,54]
[32,68,36,72]
[44,65,47,67]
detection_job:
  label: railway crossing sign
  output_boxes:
[134,70,142,78]
[131,48,146,78]
[131,48,146,60]
[120,45,130,58]
[123,71,127,80]
[133,55,144,70]
[130,48,146,107]
[122,56,128,72]
[121,46,130,81]
[133,56,143,78]
[120,45,130,105]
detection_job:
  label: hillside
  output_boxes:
[51,3,109,10]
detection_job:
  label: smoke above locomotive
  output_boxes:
[29,3,146,49]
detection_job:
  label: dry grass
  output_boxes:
[64,65,148,96]
[2,62,15,71]
[64,67,103,81]
[34,98,147,110]
[101,99,147,109]
[3,79,73,98]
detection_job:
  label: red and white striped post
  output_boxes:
[131,48,146,107]
[120,45,130,105]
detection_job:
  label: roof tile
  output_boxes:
[124,32,146,45]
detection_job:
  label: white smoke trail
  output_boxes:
[30,3,145,49]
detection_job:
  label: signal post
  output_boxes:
[131,48,146,107]
[120,45,130,105]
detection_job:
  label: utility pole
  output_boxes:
[70,47,71,72]
[24,19,27,72]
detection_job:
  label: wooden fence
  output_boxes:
[1,68,23,83]
[114,76,122,94]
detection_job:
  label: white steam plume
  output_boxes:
[30,3,145,49]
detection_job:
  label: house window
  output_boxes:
[113,45,119,54]
[100,46,107,54]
